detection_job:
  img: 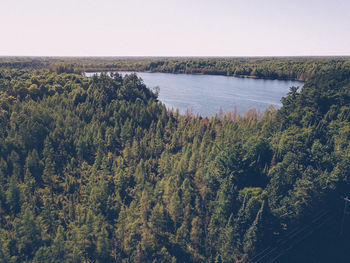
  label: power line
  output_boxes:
[250,196,349,263]
[250,209,333,263]
[339,197,350,236]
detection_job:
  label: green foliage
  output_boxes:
[3,57,349,81]
[0,64,348,262]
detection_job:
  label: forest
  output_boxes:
[0,58,349,262]
[1,56,350,81]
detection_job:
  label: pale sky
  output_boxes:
[1,0,350,56]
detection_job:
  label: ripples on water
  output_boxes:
[85,71,303,117]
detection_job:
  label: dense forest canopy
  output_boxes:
[1,56,350,81]
[0,58,349,262]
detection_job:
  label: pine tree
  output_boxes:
[51,225,66,261]
[0,158,8,185]
[190,216,204,252]
[96,225,111,263]
[15,207,42,261]
[243,200,267,255]
[135,159,147,186]
[168,190,182,228]
[24,149,42,183]
[23,167,35,204]
[6,175,21,215]
[9,150,21,181]
[149,203,167,235]
[42,137,57,194]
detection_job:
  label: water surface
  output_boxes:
[86,72,303,117]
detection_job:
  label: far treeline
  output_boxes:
[0,59,349,262]
[1,56,350,81]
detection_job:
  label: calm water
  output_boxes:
[86,72,303,117]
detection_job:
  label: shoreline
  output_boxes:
[83,69,306,83]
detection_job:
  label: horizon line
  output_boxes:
[1,55,350,59]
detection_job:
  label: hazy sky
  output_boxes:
[1,0,350,56]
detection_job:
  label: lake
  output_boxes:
[85,72,303,117]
